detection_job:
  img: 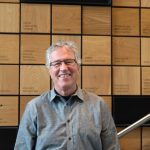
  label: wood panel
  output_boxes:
[141,9,150,36]
[141,38,150,66]
[142,127,150,150]
[117,127,141,150]
[82,36,111,65]
[141,0,150,7]
[113,66,140,95]
[0,3,19,33]
[21,4,50,33]
[82,66,111,95]
[112,8,139,36]
[20,65,50,95]
[112,37,140,65]
[0,34,19,64]
[0,96,18,126]
[0,65,19,94]
[112,0,139,7]
[142,67,150,95]
[82,6,111,35]
[21,34,50,64]
[52,5,81,34]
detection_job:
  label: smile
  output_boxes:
[58,74,71,78]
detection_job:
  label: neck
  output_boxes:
[55,85,77,96]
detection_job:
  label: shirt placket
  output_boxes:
[64,101,74,150]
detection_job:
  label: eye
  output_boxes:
[65,59,76,65]
[65,60,73,64]
[54,61,61,66]
[50,59,76,67]
[50,61,61,67]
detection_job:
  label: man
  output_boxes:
[14,40,120,150]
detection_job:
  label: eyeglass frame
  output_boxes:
[49,59,77,68]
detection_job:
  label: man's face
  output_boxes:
[49,46,80,91]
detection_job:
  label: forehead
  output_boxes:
[51,46,75,60]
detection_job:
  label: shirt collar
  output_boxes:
[49,87,84,103]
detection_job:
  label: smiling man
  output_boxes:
[48,45,80,96]
[14,40,120,150]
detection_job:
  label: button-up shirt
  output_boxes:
[14,88,120,150]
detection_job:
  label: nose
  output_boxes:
[60,62,68,70]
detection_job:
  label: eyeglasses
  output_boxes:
[50,59,77,67]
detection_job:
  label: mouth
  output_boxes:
[58,73,71,78]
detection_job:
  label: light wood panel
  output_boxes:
[0,65,19,95]
[82,36,111,65]
[141,9,150,36]
[21,4,50,33]
[142,127,150,150]
[0,34,19,64]
[117,127,141,150]
[112,8,139,36]
[141,0,150,7]
[82,6,111,35]
[21,34,50,64]
[0,3,19,33]
[112,0,139,7]
[113,66,140,95]
[141,38,150,66]
[142,67,150,95]
[20,65,50,95]
[52,5,81,34]
[82,66,111,95]
[112,37,140,65]
[0,96,18,126]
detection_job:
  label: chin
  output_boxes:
[60,82,73,89]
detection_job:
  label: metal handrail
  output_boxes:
[117,113,150,138]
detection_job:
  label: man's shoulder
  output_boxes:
[28,90,51,106]
[80,89,104,103]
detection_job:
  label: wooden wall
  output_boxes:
[0,0,150,149]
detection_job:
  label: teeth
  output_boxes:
[59,74,70,78]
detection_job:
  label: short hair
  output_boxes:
[46,40,81,69]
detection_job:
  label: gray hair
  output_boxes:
[46,40,81,69]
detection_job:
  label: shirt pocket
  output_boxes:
[77,112,101,138]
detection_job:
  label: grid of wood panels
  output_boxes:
[0,0,150,149]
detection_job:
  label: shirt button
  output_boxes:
[68,137,71,140]
[67,120,70,123]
